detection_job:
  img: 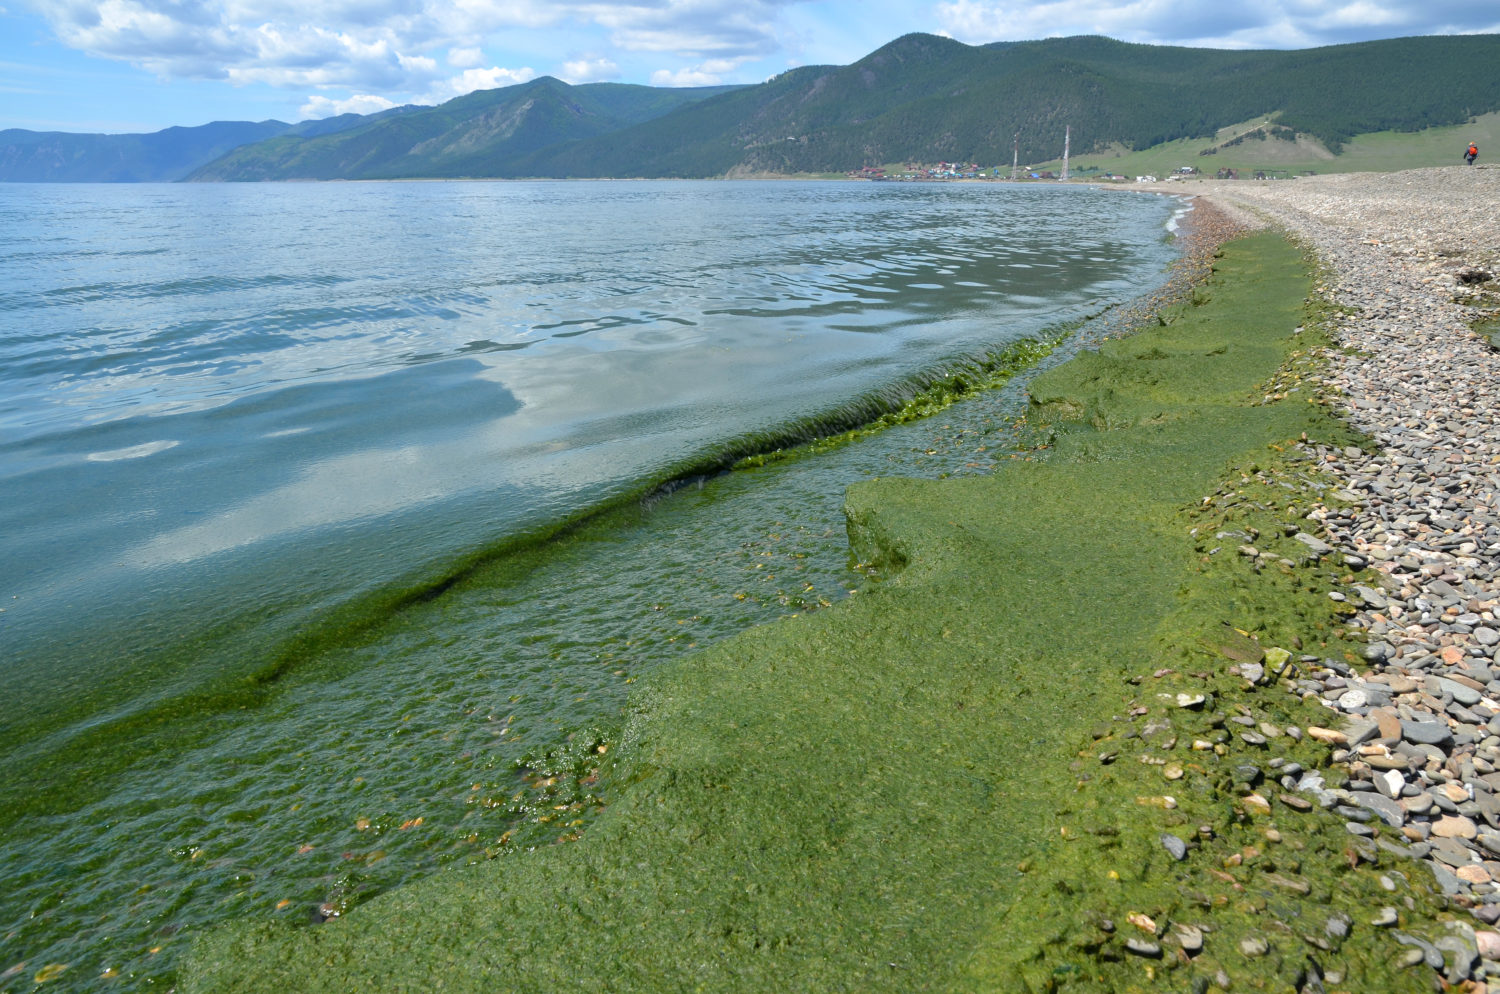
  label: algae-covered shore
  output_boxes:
[181,175,1499,992]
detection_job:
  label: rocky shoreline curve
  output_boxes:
[1171,166,1500,988]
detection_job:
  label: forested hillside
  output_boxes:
[188,79,745,180]
[507,33,1500,177]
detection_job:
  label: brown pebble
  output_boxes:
[1457,864,1493,884]
[1371,708,1403,741]
[1432,815,1479,840]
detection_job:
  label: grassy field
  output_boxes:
[1024,111,1500,180]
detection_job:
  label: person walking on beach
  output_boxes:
[1466,142,1479,165]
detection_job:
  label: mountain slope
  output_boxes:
[188,78,745,181]
[0,121,294,182]
[0,107,423,183]
[503,32,1500,178]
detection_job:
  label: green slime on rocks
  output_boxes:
[181,231,1451,992]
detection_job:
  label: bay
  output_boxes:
[0,178,1180,987]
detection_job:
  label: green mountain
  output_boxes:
[198,32,1500,180]
[506,32,1500,177]
[0,107,422,182]
[16,32,1499,183]
[187,78,746,180]
[0,121,295,182]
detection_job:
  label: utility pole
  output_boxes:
[1011,134,1019,181]
[1060,125,1070,182]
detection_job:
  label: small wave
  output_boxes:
[86,439,179,462]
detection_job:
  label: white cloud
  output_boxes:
[591,0,787,57]
[559,55,618,82]
[26,0,790,97]
[300,92,398,117]
[649,56,745,85]
[933,0,1271,47]
[448,45,484,66]
[422,64,535,102]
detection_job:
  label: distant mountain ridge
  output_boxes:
[195,32,1500,181]
[6,32,1499,182]
[187,79,745,181]
[0,107,425,182]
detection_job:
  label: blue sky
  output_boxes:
[3,0,1498,133]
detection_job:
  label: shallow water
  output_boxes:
[0,179,1180,988]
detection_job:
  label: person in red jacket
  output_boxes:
[1466,142,1479,165]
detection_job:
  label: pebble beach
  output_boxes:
[1164,166,1500,986]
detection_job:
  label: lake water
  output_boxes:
[0,179,1180,988]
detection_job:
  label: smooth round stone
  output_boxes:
[1432,814,1479,839]
[1434,677,1483,706]
[1457,864,1492,884]
[1403,719,1455,746]
[1239,936,1269,957]
[1174,923,1204,953]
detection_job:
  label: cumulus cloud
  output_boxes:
[300,92,399,117]
[421,64,535,102]
[27,0,793,94]
[448,45,484,67]
[559,55,619,82]
[649,56,745,85]
[591,0,788,57]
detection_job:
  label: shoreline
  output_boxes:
[1187,166,1500,968]
[178,169,1500,992]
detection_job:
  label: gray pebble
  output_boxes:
[1239,936,1269,957]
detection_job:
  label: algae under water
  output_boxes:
[2,179,1182,989]
[177,231,1447,993]
[0,183,1187,990]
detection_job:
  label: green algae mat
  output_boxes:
[181,231,1448,992]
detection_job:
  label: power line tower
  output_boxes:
[1060,125,1071,181]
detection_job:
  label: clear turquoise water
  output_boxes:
[0,179,1179,989]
